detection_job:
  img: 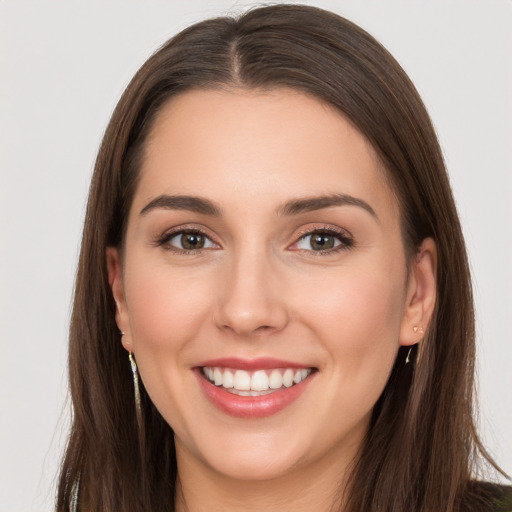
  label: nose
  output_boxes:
[214,247,289,338]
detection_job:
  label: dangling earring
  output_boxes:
[405,346,413,365]
[407,326,424,365]
[69,472,80,512]
[128,352,143,429]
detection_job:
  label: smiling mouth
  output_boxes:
[201,366,314,396]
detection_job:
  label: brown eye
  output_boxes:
[180,232,205,250]
[162,230,218,251]
[309,233,335,250]
[291,229,353,253]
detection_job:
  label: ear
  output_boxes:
[106,247,132,353]
[399,237,437,346]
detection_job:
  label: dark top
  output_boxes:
[467,482,512,511]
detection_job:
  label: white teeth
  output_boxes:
[269,369,283,389]
[223,369,234,388]
[213,368,223,386]
[202,366,312,392]
[283,369,294,388]
[233,370,251,390]
[251,370,269,391]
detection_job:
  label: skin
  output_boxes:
[107,88,437,512]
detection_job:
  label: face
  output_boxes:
[109,88,435,484]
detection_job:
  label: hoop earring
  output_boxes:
[128,352,143,428]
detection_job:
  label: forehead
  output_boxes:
[133,88,398,223]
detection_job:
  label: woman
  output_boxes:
[57,4,510,511]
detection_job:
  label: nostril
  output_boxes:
[219,324,277,336]
[256,325,274,331]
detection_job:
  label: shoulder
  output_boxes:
[463,481,512,512]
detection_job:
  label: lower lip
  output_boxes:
[196,370,315,418]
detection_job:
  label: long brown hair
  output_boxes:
[57,5,504,511]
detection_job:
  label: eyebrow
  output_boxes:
[140,192,377,219]
[276,193,377,219]
[140,195,222,216]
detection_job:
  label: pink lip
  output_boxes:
[196,357,309,371]
[194,358,316,419]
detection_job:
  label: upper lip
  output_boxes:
[195,357,313,371]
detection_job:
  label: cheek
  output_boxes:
[299,262,404,325]
[125,260,213,348]
[293,264,406,379]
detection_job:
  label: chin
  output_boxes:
[174,421,313,482]
[205,444,306,482]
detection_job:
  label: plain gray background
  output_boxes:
[1,1,511,510]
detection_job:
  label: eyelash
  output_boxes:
[153,226,354,255]
[153,226,218,255]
